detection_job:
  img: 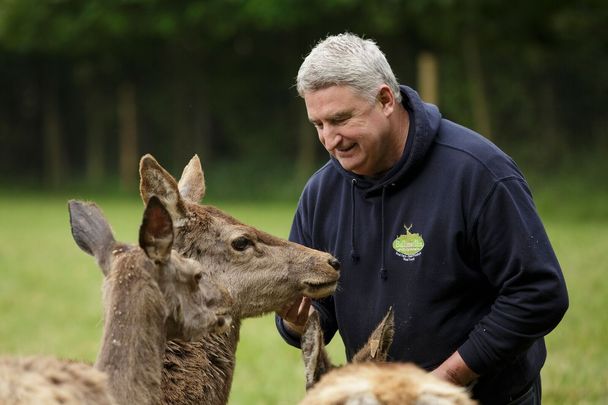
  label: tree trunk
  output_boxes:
[168,49,212,170]
[170,77,189,171]
[417,51,439,106]
[462,31,493,139]
[170,77,213,170]
[191,89,212,165]
[538,79,566,161]
[77,67,108,185]
[117,81,138,191]
[42,77,66,188]
[295,98,317,182]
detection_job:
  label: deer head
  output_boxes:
[139,154,340,319]
[68,197,231,340]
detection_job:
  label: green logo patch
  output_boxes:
[392,224,424,260]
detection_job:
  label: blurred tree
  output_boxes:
[42,70,67,187]
[0,0,606,192]
[417,51,439,105]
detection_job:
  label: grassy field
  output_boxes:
[0,187,606,404]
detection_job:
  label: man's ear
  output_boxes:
[378,85,396,115]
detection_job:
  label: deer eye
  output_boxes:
[231,236,252,251]
[193,271,203,284]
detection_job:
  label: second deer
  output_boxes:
[299,308,476,405]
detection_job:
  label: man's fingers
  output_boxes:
[277,296,314,327]
[295,297,312,325]
[278,296,305,322]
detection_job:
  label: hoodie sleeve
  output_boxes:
[275,191,340,348]
[458,178,569,375]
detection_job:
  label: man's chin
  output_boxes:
[340,161,369,176]
[335,156,381,177]
[335,157,362,173]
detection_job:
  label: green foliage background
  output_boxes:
[0,0,607,193]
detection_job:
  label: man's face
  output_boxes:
[304,85,395,176]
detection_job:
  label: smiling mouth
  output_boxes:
[336,144,356,153]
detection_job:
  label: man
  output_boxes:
[275,33,568,404]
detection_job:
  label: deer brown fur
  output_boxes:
[0,356,115,405]
[139,154,341,404]
[299,362,477,405]
[0,197,231,405]
[299,308,476,405]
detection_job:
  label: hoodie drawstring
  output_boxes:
[350,179,388,281]
[379,186,388,280]
[350,179,360,264]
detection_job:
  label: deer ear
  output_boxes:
[139,154,188,219]
[178,154,206,203]
[139,196,174,263]
[68,200,115,276]
[352,306,395,363]
[373,306,395,361]
[301,310,333,390]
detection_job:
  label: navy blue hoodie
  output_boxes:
[277,85,568,404]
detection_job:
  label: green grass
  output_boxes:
[0,188,606,404]
[540,221,608,404]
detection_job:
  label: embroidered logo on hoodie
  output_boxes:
[392,224,424,261]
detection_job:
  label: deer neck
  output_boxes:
[95,272,167,405]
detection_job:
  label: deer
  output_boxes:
[138,154,341,404]
[299,308,477,405]
[0,196,232,404]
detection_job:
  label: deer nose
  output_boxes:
[328,258,341,271]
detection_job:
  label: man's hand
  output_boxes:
[277,296,313,336]
[431,351,479,387]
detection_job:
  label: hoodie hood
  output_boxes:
[328,85,442,278]
[330,85,441,196]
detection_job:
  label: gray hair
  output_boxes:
[296,33,401,103]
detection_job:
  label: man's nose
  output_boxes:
[320,126,341,150]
